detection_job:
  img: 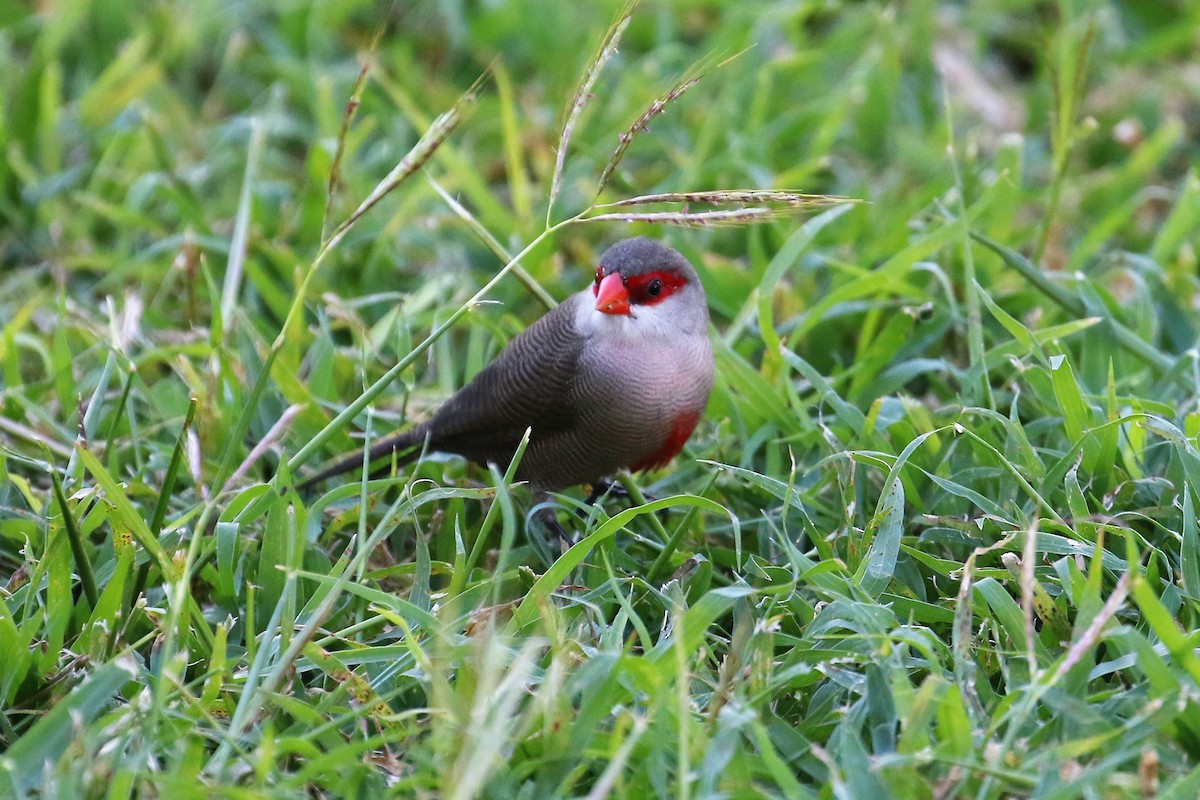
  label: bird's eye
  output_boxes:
[626,270,679,304]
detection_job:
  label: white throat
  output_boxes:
[573,291,688,343]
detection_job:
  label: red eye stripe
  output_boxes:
[625,270,686,306]
[593,265,603,296]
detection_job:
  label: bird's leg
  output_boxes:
[538,508,575,547]
[583,479,621,507]
[585,477,670,523]
[531,493,576,548]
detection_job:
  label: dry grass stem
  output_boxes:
[1021,521,1038,676]
[584,208,780,226]
[323,29,384,244]
[230,404,305,484]
[594,49,746,196]
[330,70,489,243]
[583,197,851,226]
[595,190,853,209]
[1045,572,1129,687]
[548,1,636,218]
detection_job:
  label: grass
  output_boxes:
[3,0,1200,797]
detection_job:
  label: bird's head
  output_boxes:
[583,237,709,338]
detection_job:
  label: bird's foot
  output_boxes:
[585,479,670,523]
[585,479,655,506]
[584,480,619,506]
[533,504,576,549]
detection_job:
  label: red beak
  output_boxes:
[595,273,631,316]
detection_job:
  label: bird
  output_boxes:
[302,237,714,539]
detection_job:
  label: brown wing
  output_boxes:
[426,297,584,465]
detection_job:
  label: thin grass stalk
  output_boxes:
[103,366,135,474]
[584,189,852,227]
[594,190,847,208]
[583,207,824,226]
[255,70,486,366]
[972,231,1085,315]
[942,84,993,409]
[210,349,284,492]
[958,426,1059,519]
[953,534,1016,723]
[1022,524,1038,678]
[594,49,743,197]
[647,471,719,583]
[428,175,556,310]
[466,428,531,579]
[674,598,692,800]
[547,0,636,223]
[599,546,655,649]
[130,397,198,608]
[46,452,98,607]
[150,397,197,535]
[486,460,522,610]
[447,637,540,800]
[596,78,703,197]
[355,409,375,582]
[616,471,673,549]
[322,30,383,244]
[1036,16,1096,261]
[328,70,488,245]
[65,348,117,478]
[229,403,303,484]
[447,516,470,599]
[505,495,731,633]
[585,718,646,800]
[1044,571,1129,686]
[220,118,265,338]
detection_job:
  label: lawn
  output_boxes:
[3,0,1200,797]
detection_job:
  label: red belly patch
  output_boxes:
[632,409,702,472]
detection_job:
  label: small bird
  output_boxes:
[304,237,714,537]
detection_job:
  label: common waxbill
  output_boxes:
[304,237,714,531]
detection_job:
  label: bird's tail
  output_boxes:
[297,426,428,491]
